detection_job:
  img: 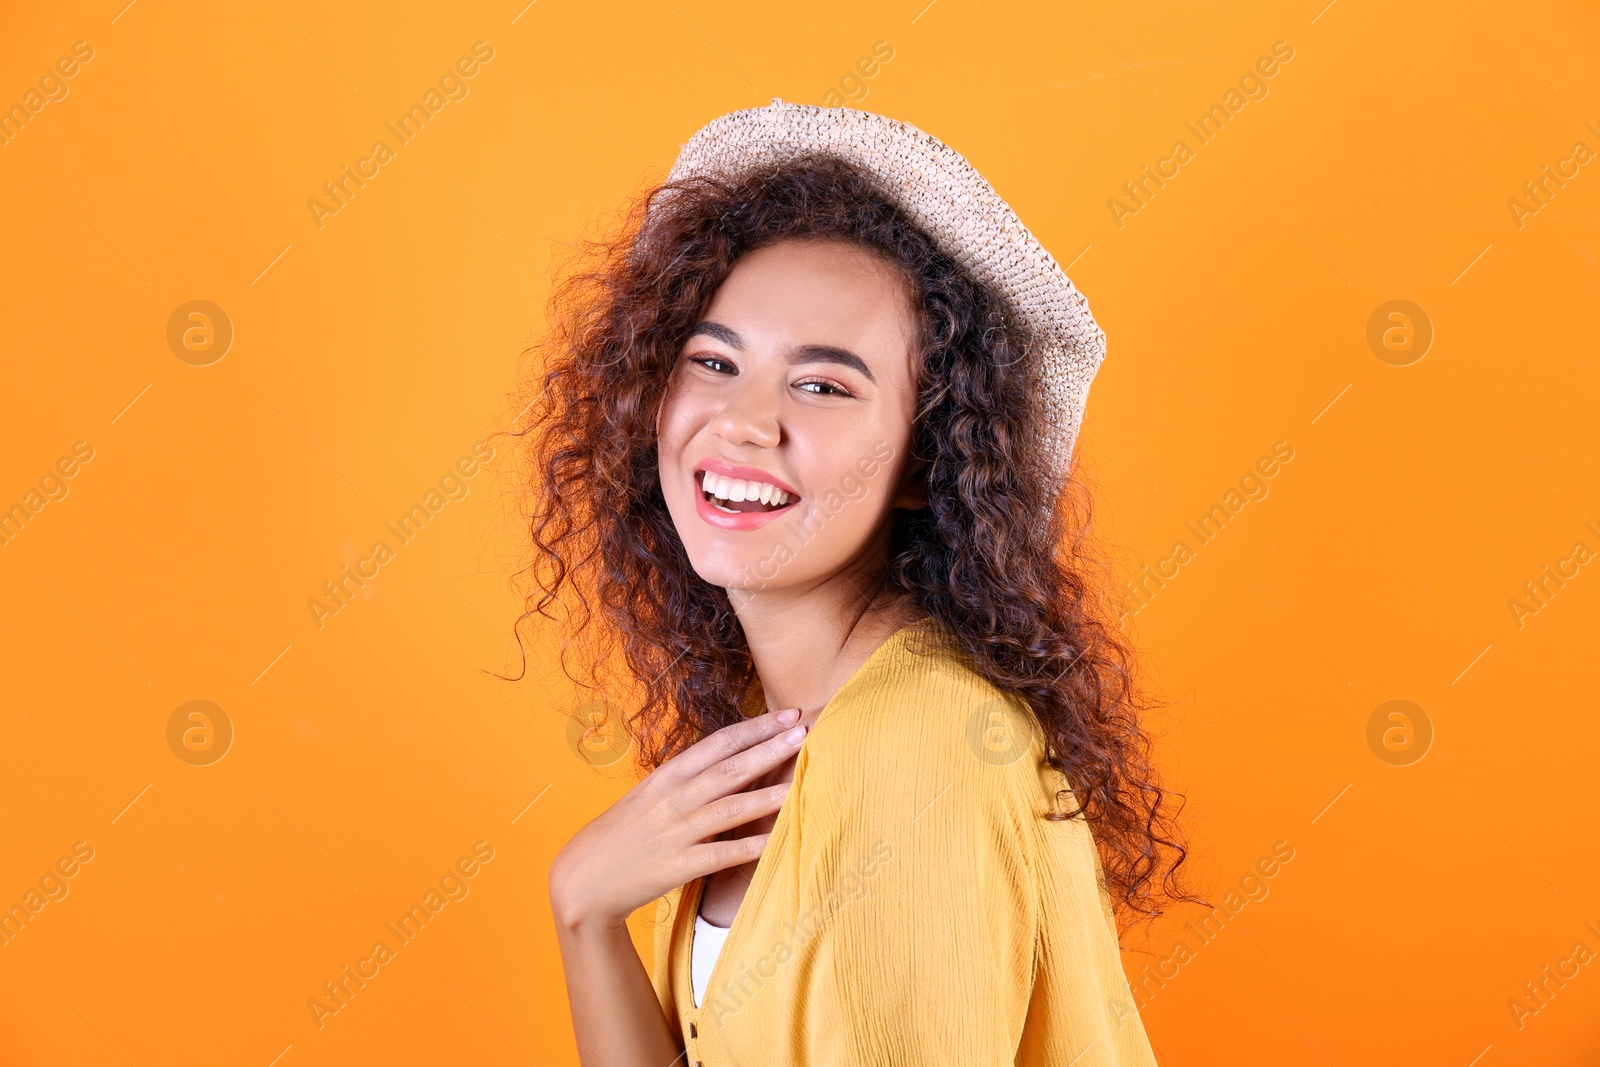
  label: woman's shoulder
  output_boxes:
[806,616,1055,808]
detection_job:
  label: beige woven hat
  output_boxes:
[664,97,1106,519]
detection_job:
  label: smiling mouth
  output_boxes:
[699,470,799,514]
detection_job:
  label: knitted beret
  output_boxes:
[663,98,1106,523]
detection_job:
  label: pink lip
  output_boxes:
[691,458,801,532]
[693,459,800,498]
[694,486,799,530]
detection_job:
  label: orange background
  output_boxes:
[2,1,1597,1064]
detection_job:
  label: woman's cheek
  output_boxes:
[654,396,698,462]
[838,471,868,504]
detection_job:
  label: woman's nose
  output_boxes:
[709,372,781,448]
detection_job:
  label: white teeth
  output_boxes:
[699,470,793,507]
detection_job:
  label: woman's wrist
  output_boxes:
[552,893,623,934]
[548,855,624,933]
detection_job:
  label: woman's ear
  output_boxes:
[892,456,930,510]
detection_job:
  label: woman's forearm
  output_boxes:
[553,906,681,1066]
[545,712,800,1061]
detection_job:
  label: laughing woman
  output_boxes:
[529,101,1191,1066]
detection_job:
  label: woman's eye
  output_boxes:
[689,355,735,374]
[685,357,849,396]
[796,379,851,397]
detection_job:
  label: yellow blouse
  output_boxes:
[649,616,1158,1066]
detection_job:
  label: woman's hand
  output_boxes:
[548,710,803,1066]
[549,705,807,931]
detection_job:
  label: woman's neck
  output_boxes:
[732,579,921,729]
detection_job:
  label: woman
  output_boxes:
[526,100,1190,1065]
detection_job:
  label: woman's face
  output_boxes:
[656,237,925,600]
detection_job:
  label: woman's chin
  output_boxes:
[689,558,772,592]
[684,551,807,599]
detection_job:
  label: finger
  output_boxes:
[687,781,792,842]
[683,832,772,881]
[665,705,801,781]
[686,722,807,806]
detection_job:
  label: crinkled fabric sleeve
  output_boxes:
[1017,766,1161,1067]
[792,695,1042,1065]
[647,883,685,1047]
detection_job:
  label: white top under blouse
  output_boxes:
[691,911,731,1008]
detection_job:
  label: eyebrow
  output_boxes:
[685,320,877,384]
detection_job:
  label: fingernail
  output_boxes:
[776,707,800,726]
[783,725,806,744]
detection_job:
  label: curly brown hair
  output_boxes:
[510,154,1193,924]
